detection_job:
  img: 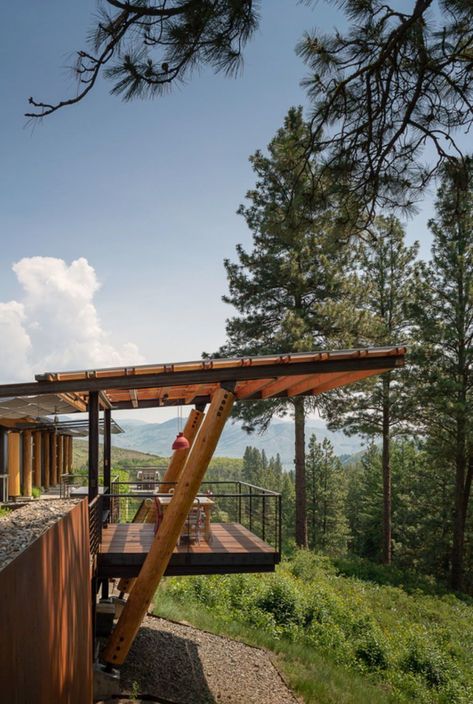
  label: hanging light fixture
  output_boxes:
[172,404,189,451]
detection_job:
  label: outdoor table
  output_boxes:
[155,495,215,541]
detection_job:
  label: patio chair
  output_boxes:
[179,505,204,546]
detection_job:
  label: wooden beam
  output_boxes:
[7,432,21,498]
[117,409,206,597]
[0,355,404,398]
[260,374,308,399]
[58,392,87,413]
[286,374,327,397]
[88,391,100,502]
[103,387,234,666]
[159,409,205,492]
[42,431,50,490]
[237,378,275,399]
[129,390,138,409]
[33,431,42,488]
[312,368,386,395]
[22,431,32,497]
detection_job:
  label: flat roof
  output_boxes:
[0,346,406,412]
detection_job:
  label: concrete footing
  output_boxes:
[93,663,120,702]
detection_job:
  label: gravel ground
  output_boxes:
[119,615,300,704]
[0,499,78,571]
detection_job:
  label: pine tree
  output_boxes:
[306,434,350,555]
[215,107,362,547]
[411,157,473,590]
[323,217,418,563]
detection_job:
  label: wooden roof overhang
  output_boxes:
[0,347,406,412]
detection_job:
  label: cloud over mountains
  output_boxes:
[0,257,143,382]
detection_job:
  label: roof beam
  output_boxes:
[237,378,275,400]
[312,368,389,395]
[0,355,404,398]
[58,392,87,413]
[260,374,308,399]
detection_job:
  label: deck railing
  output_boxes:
[60,473,120,500]
[89,495,103,557]
[105,480,282,554]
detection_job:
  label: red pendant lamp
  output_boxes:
[172,405,190,451]
[172,432,190,451]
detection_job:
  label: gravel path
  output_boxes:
[0,499,78,571]
[119,615,300,704]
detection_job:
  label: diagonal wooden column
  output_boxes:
[104,387,234,666]
[22,431,32,497]
[33,431,42,488]
[118,407,206,596]
[159,408,205,492]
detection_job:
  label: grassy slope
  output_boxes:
[154,552,473,704]
[72,439,164,470]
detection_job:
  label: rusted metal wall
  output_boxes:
[0,500,93,703]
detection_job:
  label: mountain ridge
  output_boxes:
[112,417,364,468]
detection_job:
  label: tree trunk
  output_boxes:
[451,420,467,590]
[294,397,307,547]
[382,376,392,565]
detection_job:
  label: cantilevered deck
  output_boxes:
[98,522,279,578]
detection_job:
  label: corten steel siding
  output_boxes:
[0,500,93,703]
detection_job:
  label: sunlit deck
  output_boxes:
[98,522,280,578]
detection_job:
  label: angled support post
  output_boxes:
[118,407,206,596]
[103,386,234,666]
[159,408,205,492]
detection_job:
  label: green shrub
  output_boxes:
[355,634,389,671]
[31,487,42,498]
[256,579,302,626]
[401,641,450,687]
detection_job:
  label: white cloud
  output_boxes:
[0,257,144,382]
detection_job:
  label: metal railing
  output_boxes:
[105,480,282,554]
[89,495,103,557]
[60,473,120,499]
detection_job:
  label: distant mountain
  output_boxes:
[111,417,363,468]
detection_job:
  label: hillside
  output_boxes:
[111,417,363,467]
[72,441,166,470]
[155,553,473,704]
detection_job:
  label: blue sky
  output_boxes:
[0,1,436,420]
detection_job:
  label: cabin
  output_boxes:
[0,346,405,700]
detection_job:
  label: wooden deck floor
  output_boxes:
[98,523,280,578]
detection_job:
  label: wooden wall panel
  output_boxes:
[0,500,93,703]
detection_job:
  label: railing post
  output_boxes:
[238,481,242,524]
[249,485,252,533]
[262,493,266,542]
[278,494,282,554]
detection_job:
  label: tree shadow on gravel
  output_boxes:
[120,626,216,704]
